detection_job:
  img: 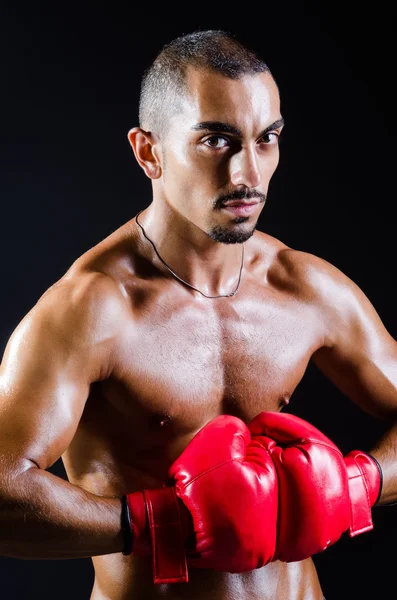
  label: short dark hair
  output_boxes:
[139,30,272,138]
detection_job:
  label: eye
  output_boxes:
[260,132,280,145]
[202,135,229,149]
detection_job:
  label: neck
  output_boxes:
[136,204,245,298]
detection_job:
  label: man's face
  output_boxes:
[158,68,283,244]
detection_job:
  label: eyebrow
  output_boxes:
[191,118,285,137]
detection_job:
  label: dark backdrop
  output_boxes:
[1,2,395,599]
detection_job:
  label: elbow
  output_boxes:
[0,459,39,506]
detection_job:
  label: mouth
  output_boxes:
[221,201,260,217]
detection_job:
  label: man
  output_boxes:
[0,29,396,600]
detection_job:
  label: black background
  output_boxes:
[0,1,396,598]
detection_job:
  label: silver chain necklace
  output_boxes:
[135,211,244,299]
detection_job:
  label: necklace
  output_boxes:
[135,210,244,299]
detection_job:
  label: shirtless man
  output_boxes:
[1,29,396,600]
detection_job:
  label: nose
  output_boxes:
[229,146,261,188]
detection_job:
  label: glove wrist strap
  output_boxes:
[345,450,381,537]
[143,487,189,584]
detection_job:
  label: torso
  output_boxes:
[61,219,327,600]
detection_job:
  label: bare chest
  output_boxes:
[66,284,325,492]
[104,291,323,428]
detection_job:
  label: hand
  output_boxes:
[126,414,279,583]
[248,411,382,562]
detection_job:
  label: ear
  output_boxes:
[127,127,162,179]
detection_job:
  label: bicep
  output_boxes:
[312,281,397,419]
[0,274,124,473]
[0,311,92,472]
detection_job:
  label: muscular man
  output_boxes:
[0,29,396,600]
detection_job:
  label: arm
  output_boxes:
[0,270,276,583]
[302,254,397,504]
[0,272,128,559]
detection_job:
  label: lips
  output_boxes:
[222,202,260,216]
[222,200,260,207]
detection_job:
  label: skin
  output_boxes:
[1,67,397,600]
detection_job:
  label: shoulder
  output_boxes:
[18,261,131,365]
[34,219,138,332]
[270,246,350,301]
[1,221,141,382]
[251,231,354,292]
[0,268,129,384]
[250,230,371,328]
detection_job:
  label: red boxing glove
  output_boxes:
[248,411,382,562]
[125,414,279,583]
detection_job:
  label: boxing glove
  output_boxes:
[248,411,382,562]
[125,414,279,583]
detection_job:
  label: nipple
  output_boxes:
[280,393,291,408]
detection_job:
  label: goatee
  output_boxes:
[208,218,257,244]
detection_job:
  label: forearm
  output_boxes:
[0,466,125,559]
[369,420,397,505]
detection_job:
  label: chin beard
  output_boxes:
[208,218,257,244]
